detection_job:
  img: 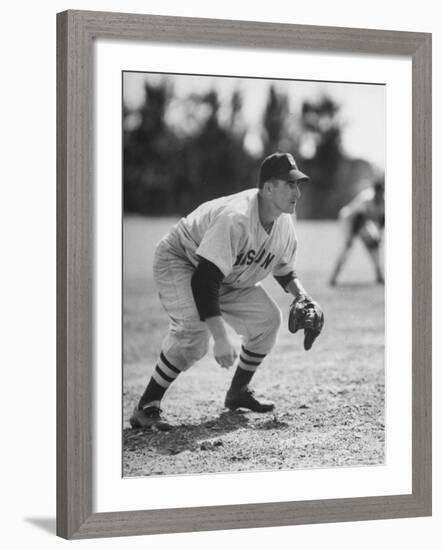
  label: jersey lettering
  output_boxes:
[234,253,244,266]
[253,249,266,264]
[234,247,275,270]
[240,253,249,266]
[261,252,275,269]
[245,250,256,265]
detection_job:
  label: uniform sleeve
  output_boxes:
[195,213,243,277]
[272,223,298,279]
[191,259,224,320]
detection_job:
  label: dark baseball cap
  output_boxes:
[259,152,309,186]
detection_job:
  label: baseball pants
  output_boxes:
[153,239,282,372]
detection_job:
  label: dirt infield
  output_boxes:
[123,217,384,477]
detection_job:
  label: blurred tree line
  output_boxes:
[123,80,378,219]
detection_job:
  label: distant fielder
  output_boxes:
[329,177,385,286]
[130,152,324,431]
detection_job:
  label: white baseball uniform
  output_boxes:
[153,188,298,372]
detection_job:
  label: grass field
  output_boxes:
[123,216,385,477]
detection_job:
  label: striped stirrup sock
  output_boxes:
[229,346,267,392]
[237,345,266,372]
[138,352,182,409]
[152,351,182,389]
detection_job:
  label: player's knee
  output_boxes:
[193,336,210,361]
[260,302,282,339]
[181,329,210,364]
[245,303,281,353]
[162,325,209,369]
[268,303,282,332]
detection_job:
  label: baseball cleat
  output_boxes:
[224,387,275,413]
[129,406,172,431]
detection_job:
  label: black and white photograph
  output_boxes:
[1,0,436,545]
[122,70,385,478]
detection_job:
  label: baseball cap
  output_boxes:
[259,152,309,186]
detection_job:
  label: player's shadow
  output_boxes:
[123,411,250,456]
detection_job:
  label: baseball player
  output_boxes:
[329,177,385,286]
[130,152,324,431]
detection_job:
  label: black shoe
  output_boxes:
[224,387,275,413]
[129,406,172,431]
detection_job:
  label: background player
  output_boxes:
[130,152,324,431]
[329,177,385,286]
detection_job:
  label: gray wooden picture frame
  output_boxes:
[56,9,432,540]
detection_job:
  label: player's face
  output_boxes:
[270,179,303,214]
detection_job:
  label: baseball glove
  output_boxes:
[288,296,324,350]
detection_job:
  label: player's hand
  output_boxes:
[213,336,237,369]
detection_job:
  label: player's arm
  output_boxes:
[274,272,313,301]
[190,258,237,369]
[284,277,311,300]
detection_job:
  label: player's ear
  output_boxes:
[263,180,274,194]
